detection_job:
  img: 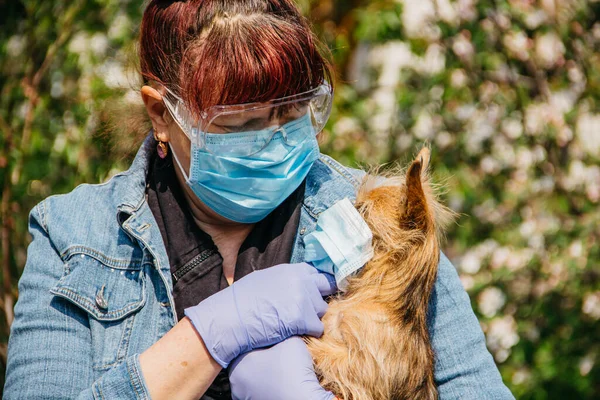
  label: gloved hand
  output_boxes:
[229,336,335,400]
[184,263,337,368]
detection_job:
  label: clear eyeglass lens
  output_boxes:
[203,102,310,134]
[202,109,316,158]
[163,83,332,157]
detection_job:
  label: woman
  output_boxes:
[4,1,514,399]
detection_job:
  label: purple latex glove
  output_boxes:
[185,263,337,368]
[229,336,335,400]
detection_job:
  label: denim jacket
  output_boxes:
[4,135,514,399]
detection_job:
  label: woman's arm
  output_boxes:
[5,202,335,399]
[429,253,514,399]
[139,318,221,399]
[4,203,220,400]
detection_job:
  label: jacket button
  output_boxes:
[95,285,108,310]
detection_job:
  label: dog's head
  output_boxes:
[355,147,455,266]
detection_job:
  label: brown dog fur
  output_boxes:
[305,148,455,400]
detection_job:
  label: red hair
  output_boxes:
[139,0,332,117]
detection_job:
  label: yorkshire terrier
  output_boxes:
[306,147,455,400]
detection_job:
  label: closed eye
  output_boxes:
[217,118,270,132]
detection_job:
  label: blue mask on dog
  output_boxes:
[304,198,374,291]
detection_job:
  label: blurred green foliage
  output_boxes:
[1,0,599,397]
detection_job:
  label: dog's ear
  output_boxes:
[400,147,432,231]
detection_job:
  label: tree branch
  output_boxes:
[2,0,85,332]
[1,182,14,330]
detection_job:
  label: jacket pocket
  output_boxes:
[50,250,146,370]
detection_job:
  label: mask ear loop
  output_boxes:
[169,143,191,183]
[160,93,195,183]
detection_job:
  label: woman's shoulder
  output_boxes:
[42,166,140,215]
[303,154,366,215]
[38,137,152,233]
[32,163,147,261]
[314,153,366,185]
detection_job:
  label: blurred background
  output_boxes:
[1,0,599,397]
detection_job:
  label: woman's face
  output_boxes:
[160,94,313,226]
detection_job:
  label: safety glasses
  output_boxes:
[161,83,333,158]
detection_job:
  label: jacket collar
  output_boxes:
[116,134,156,214]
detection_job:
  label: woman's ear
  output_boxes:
[141,85,170,139]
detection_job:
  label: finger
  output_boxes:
[321,392,336,400]
[312,293,329,318]
[311,272,338,296]
[312,386,336,400]
[305,278,330,317]
[303,313,325,338]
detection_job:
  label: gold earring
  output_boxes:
[154,131,168,159]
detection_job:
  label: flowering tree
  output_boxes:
[1,0,598,397]
[315,1,600,397]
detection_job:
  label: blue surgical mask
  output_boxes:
[304,198,374,291]
[170,113,320,223]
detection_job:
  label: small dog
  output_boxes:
[306,148,455,400]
